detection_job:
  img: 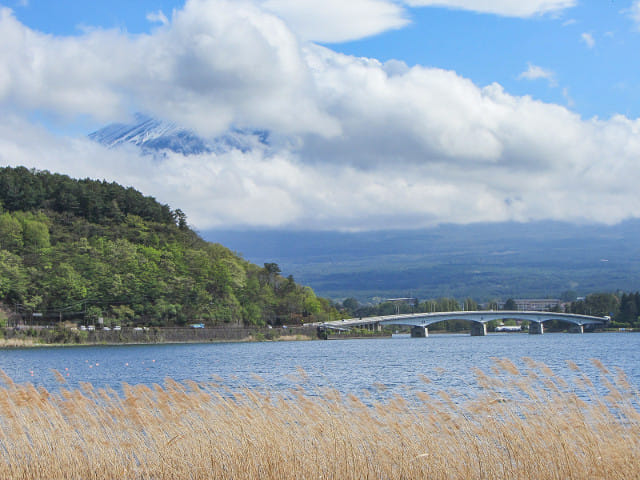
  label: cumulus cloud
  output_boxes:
[562,87,574,107]
[0,2,338,137]
[404,0,576,18]
[146,10,169,26]
[518,63,557,87]
[629,1,640,28]
[1,0,640,231]
[262,0,409,43]
[581,32,595,48]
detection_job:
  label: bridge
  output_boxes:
[318,311,610,337]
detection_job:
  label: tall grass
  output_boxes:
[0,358,638,479]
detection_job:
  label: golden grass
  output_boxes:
[0,359,638,479]
[0,338,38,348]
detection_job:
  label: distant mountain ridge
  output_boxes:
[204,221,640,302]
[89,113,270,156]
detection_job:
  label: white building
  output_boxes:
[499,299,561,312]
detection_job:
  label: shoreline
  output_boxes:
[0,326,624,349]
[0,329,318,349]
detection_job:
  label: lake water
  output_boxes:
[0,332,638,399]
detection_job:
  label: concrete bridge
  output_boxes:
[318,311,610,337]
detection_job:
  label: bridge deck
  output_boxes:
[319,310,609,330]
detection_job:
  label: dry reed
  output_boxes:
[0,360,638,479]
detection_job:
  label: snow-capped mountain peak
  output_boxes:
[89,113,269,156]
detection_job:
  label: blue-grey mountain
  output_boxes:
[204,221,640,302]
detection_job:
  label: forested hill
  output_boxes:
[0,166,334,327]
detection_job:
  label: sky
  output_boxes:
[1,0,640,231]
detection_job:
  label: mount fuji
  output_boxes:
[89,113,269,156]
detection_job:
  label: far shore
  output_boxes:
[0,324,626,349]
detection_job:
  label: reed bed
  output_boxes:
[0,358,638,479]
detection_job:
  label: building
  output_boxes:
[498,299,561,312]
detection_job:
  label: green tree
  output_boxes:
[0,250,28,302]
[584,293,619,317]
[21,217,51,252]
[110,305,135,324]
[437,298,460,312]
[44,263,87,308]
[560,290,578,302]
[172,209,188,229]
[85,306,103,325]
[462,298,478,311]
[504,298,517,310]
[618,293,638,324]
[342,297,359,312]
[302,287,322,316]
[262,263,281,288]
[0,213,23,251]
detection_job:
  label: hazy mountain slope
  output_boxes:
[203,221,640,302]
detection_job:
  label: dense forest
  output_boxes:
[0,167,335,327]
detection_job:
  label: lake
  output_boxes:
[0,332,638,399]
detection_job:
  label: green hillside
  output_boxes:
[0,166,334,327]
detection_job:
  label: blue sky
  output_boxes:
[2,0,640,231]
[336,5,640,119]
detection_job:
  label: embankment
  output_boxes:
[1,326,319,346]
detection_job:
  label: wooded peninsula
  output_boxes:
[0,166,336,330]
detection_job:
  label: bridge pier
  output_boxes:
[470,322,487,336]
[411,326,428,338]
[529,322,544,335]
[569,324,584,334]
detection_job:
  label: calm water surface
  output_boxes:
[0,333,638,399]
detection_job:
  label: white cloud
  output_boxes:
[0,3,338,137]
[146,10,169,26]
[262,0,409,43]
[1,1,640,231]
[518,63,557,87]
[562,87,574,107]
[581,32,595,48]
[403,0,576,18]
[630,1,640,28]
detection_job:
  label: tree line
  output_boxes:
[337,291,640,331]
